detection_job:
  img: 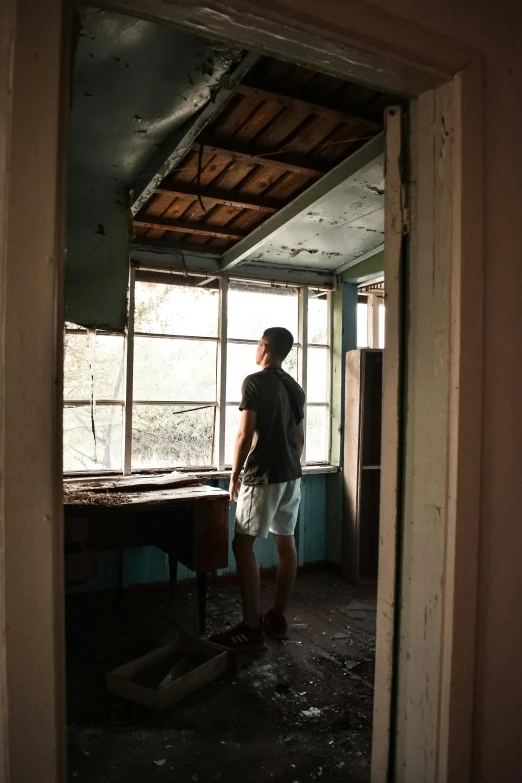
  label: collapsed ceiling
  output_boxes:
[67,5,390,330]
[131,54,387,276]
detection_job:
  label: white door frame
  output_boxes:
[0,1,483,781]
[0,0,68,781]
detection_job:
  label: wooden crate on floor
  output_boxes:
[106,636,234,710]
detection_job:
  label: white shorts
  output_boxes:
[234,479,301,539]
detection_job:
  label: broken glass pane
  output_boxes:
[131,405,214,469]
[64,333,124,401]
[63,405,123,472]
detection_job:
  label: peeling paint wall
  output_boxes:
[66,6,241,329]
[66,182,132,329]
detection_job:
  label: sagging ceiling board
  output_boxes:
[242,153,384,272]
[66,5,243,330]
[220,135,384,273]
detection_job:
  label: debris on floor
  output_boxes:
[301,707,322,718]
[66,571,376,783]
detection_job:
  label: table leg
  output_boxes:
[168,553,178,603]
[197,571,208,634]
[117,549,124,606]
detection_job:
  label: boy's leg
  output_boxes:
[273,533,297,616]
[261,479,301,638]
[210,483,284,651]
[232,532,260,628]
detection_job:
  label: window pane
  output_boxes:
[226,344,298,402]
[307,347,329,403]
[133,337,217,402]
[94,335,124,400]
[285,347,298,380]
[228,288,298,341]
[308,296,328,344]
[357,302,368,348]
[64,332,90,400]
[224,405,241,466]
[379,304,385,348]
[132,405,214,469]
[306,406,329,463]
[64,333,124,401]
[134,282,219,337]
[63,405,123,472]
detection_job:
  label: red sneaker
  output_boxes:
[209,622,267,652]
[261,610,289,640]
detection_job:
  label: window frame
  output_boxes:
[63,269,333,475]
[63,324,126,474]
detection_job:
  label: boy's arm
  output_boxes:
[229,408,257,501]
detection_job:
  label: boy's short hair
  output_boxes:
[263,327,294,360]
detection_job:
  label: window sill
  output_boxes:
[63,464,339,483]
[194,465,339,480]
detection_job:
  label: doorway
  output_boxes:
[0,2,483,781]
[64,10,397,779]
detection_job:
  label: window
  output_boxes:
[63,274,332,473]
[63,325,124,472]
[307,293,330,462]
[132,281,219,470]
[357,292,385,349]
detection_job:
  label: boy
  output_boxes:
[210,327,305,651]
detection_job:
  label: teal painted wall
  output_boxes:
[326,283,358,563]
[73,474,329,593]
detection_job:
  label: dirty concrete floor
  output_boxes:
[66,571,376,783]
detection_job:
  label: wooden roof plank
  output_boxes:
[131,237,223,256]
[193,140,328,178]
[232,99,286,145]
[134,216,246,241]
[210,94,260,139]
[234,83,381,130]
[155,183,281,213]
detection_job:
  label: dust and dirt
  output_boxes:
[66,572,375,783]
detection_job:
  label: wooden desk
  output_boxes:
[64,485,230,632]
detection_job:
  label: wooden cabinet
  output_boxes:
[342,349,383,583]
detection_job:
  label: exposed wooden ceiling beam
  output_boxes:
[130,246,335,288]
[134,217,244,241]
[234,83,382,130]
[131,238,222,257]
[130,52,259,216]
[155,183,282,213]
[193,140,328,178]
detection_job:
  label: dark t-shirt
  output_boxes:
[239,367,305,485]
